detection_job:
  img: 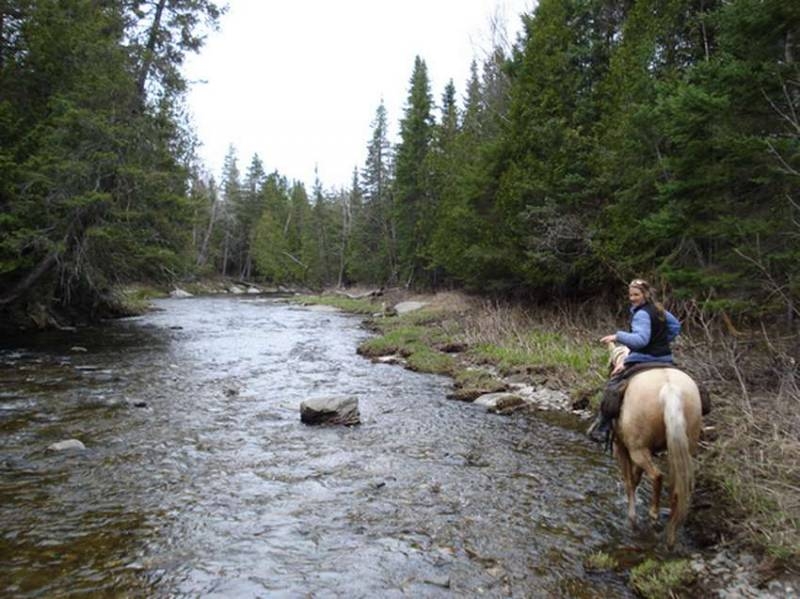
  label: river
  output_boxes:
[0,295,664,597]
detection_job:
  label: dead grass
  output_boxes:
[662,305,799,559]
[454,296,800,560]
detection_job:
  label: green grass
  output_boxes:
[358,325,428,357]
[117,284,168,314]
[453,368,505,390]
[294,295,379,315]
[470,330,606,378]
[629,558,695,599]
[406,345,456,375]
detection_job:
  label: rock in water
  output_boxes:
[47,439,86,452]
[300,397,360,426]
[474,392,523,411]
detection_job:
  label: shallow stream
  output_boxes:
[0,296,676,597]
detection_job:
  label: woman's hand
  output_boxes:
[600,334,616,344]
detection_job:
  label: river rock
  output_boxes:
[474,392,524,412]
[491,394,526,414]
[47,439,86,452]
[170,288,193,298]
[300,396,360,426]
[394,301,427,314]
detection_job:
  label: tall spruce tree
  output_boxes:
[493,0,609,295]
[236,154,267,279]
[354,101,396,284]
[394,56,435,287]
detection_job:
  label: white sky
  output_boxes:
[183,0,534,191]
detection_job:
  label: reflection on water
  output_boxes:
[0,296,647,597]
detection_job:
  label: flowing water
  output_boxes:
[0,296,670,597]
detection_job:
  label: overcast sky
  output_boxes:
[183,0,534,191]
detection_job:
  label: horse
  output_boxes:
[606,342,703,548]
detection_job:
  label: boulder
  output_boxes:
[170,288,193,298]
[394,301,427,314]
[474,392,524,413]
[47,439,86,452]
[300,396,360,426]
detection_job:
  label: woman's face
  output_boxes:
[628,286,646,307]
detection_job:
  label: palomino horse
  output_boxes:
[607,343,703,548]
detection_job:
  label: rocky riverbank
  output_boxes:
[296,287,799,599]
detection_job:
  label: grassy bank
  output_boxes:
[295,289,800,573]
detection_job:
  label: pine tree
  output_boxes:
[353,101,396,284]
[394,56,434,287]
[0,0,222,322]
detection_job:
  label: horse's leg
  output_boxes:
[628,448,663,522]
[614,442,640,526]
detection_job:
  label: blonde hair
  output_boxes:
[629,278,666,319]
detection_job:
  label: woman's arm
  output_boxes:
[665,310,681,341]
[615,310,651,350]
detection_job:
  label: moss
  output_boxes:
[406,346,456,375]
[584,551,618,571]
[449,368,507,401]
[116,285,168,314]
[629,558,695,599]
[357,326,428,357]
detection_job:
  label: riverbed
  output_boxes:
[0,295,664,597]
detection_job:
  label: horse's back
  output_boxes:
[617,368,702,452]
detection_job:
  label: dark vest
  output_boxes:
[632,302,671,356]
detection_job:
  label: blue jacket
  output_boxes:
[616,305,681,364]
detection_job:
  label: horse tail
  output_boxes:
[661,383,694,547]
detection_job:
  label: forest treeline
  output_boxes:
[1,0,798,327]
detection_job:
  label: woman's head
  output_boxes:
[628,278,666,318]
[628,278,652,307]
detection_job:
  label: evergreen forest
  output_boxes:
[1,0,798,328]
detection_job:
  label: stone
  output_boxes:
[169,288,193,298]
[474,392,524,411]
[376,355,405,365]
[492,394,525,414]
[394,301,427,314]
[47,439,86,452]
[300,396,360,426]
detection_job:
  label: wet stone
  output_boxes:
[47,439,86,452]
[474,392,523,411]
[300,396,360,426]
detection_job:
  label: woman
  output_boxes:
[588,278,681,443]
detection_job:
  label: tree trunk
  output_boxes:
[222,230,230,276]
[196,195,218,268]
[0,211,89,306]
[137,0,167,100]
